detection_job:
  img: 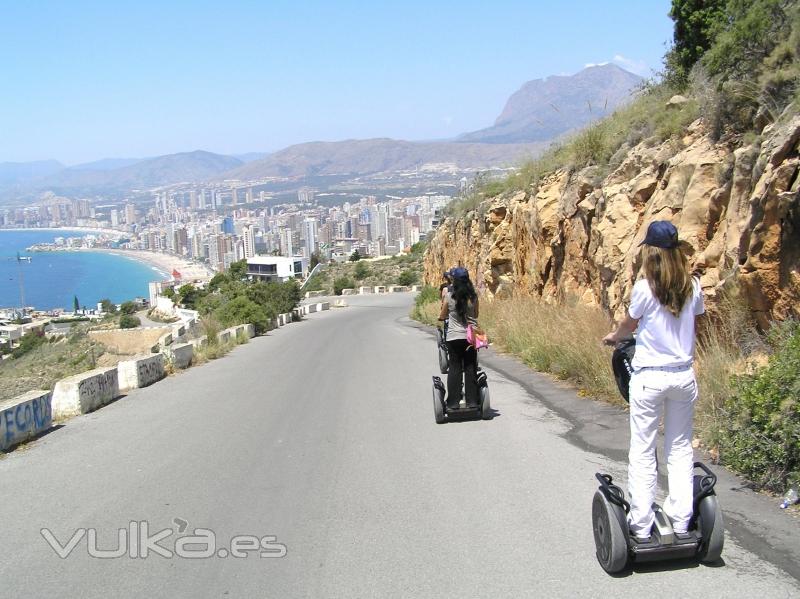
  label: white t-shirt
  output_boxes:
[628,277,704,369]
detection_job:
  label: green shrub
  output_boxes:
[119,314,141,329]
[354,261,370,280]
[397,269,418,286]
[719,320,800,491]
[119,301,138,315]
[333,276,355,295]
[411,285,441,324]
[11,332,47,359]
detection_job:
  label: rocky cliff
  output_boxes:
[424,116,800,328]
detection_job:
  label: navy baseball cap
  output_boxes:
[640,220,679,249]
[449,267,469,280]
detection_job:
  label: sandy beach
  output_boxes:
[102,249,215,282]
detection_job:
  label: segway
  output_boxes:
[592,462,724,573]
[592,339,724,573]
[432,370,490,423]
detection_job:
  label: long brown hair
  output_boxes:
[641,245,693,317]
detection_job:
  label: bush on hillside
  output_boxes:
[119,301,138,315]
[11,332,48,359]
[718,320,800,491]
[119,314,141,329]
[333,276,355,295]
[397,269,418,286]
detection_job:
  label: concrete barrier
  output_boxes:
[318,302,330,311]
[389,285,410,293]
[358,286,374,294]
[305,290,326,299]
[188,335,208,348]
[118,354,166,392]
[374,286,386,294]
[218,329,231,343]
[52,367,120,419]
[341,288,357,296]
[0,390,52,451]
[165,343,193,369]
[244,323,255,338]
[411,285,422,292]
[307,304,318,314]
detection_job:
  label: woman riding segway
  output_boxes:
[439,267,479,410]
[602,220,705,541]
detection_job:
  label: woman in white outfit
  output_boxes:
[603,220,704,540]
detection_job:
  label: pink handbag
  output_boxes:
[466,323,489,350]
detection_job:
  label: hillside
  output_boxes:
[220,138,546,180]
[11,150,243,197]
[459,64,643,144]
[0,159,64,186]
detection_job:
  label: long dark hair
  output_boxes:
[452,275,477,323]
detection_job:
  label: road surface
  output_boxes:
[1,294,798,598]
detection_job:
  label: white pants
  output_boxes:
[628,367,697,536]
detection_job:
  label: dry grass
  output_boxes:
[478,295,620,401]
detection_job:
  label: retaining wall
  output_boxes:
[0,390,52,451]
[52,367,120,419]
[118,354,166,392]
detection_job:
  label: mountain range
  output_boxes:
[0,64,642,200]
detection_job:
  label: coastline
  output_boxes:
[51,247,215,282]
[1,229,215,282]
[102,249,215,282]
[0,226,125,237]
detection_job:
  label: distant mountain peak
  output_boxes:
[460,64,643,144]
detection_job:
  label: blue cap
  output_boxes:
[449,267,469,280]
[640,220,679,249]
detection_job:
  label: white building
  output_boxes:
[246,256,307,283]
[242,224,256,259]
[303,217,318,258]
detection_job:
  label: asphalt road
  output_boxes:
[1,294,798,598]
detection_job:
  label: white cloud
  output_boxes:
[442,115,454,126]
[612,54,650,77]
[584,61,610,69]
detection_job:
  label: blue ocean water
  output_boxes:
[0,230,167,310]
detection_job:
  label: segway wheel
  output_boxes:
[479,384,492,420]
[696,494,724,563]
[432,383,446,424]
[592,490,629,574]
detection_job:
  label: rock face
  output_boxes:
[424,118,800,328]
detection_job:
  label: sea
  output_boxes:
[0,230,167,311]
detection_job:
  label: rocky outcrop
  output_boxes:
[425,117,800,328]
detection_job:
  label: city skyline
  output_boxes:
[0,1,673,164]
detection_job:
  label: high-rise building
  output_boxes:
[281,227,293,256]
[221,216,235,235]
[242,224,256,259]
[125,203,136,225]
[189,190,198,210]
[110,209,119,227]
[303,218,318,258]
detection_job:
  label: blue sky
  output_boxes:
[0,1,674,164]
